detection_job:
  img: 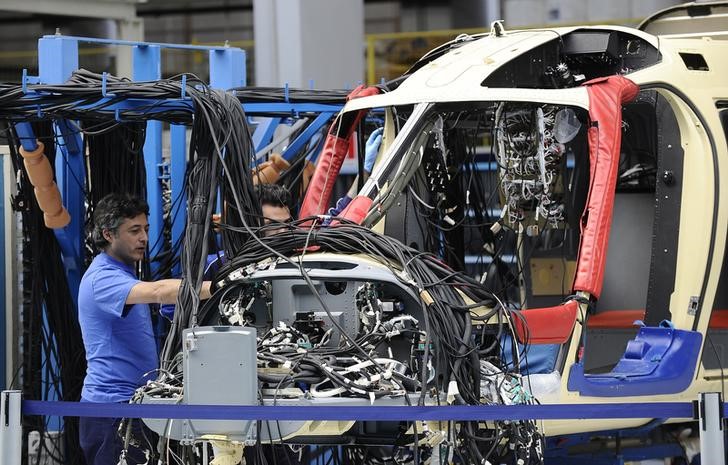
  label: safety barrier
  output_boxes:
[1,391,725,464]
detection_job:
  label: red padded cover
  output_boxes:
[586,310,645,329]
[298,134,351,219]
[514,300,579,344]
[298,85,380,219]
[336,195,374,225]
[585,309,728,329]
[709,310,728,329]
[573,76,640,298]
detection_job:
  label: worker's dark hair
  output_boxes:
[91,193,149,250]
[256,184,293,210]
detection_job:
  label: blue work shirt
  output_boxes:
[78,252,158,403]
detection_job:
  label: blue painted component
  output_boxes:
[14,122,38,151]
[133,45,164,275]
[170,124,187,276]
[501,334,560,375]
[252,117,281,153]
[545,443,686,465]
[38,35,85,301]
[208,47,245,216]
[243,102,343,114]
[22,399,698,421]
[567,326,703,397]
[281,112,335,161]
[38,36,78,84]
[133,44,162,81]
[42,34,232,51]
[209,48,246,90]
[52,121,84,299]
[142,119,164,269]
[37,37,83,435]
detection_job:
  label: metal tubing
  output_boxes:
[170,124,187,276]
[0,391,22,465]
[699,392,726,465]
[42,34,232,51]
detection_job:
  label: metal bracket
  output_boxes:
[688,296,700,316]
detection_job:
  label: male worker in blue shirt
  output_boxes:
[78,193,211,465]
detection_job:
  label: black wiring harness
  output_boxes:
[199,221,542,465]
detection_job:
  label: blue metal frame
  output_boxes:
[132,45,164,274]
[38,36,85,300]
[17,35,351,297]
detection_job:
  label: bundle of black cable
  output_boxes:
[207,220,536,463]
[159,84,262,370]
[83,121,149,265]
[6,121,86,465]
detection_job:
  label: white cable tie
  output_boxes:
[369,392,376,404]
[443,215,455,226]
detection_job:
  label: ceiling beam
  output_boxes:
[0,0,140,20]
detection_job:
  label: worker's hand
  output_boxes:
[364,128,384,173]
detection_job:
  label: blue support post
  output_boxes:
[133,45,164,274]
[52,121,84,297]
[38,36,78,85]
[209,47,245,220]
[170,124,187,276]
[38,36,84,300]
[209,48,246,89]
[37,34,83,434]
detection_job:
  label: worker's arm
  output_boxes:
[127,279,212,305]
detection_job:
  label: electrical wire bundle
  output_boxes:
[0,68,264,358]
[232,87,349,106]
[83,121,151,269]
[0,70,266,463]
[494,103,566,229]
[4,121,87,465]
[202,220,541,464]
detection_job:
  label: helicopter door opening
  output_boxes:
[702,107,728,372]
[581,90,684,374]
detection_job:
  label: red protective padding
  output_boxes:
[585,309,728,329]
[513,300,579,345]
[572,76,640,298]
[298,134,351,219]
[709,310,728,329]
[298,85,380,219]
[586,310,645,329]
[335,195,374,225]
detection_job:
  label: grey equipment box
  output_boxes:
[183,326,257,440]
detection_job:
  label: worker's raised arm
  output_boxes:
[127,279,212,305]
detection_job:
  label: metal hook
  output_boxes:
[181,74,187,99]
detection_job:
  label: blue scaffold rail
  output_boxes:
[22,400,697,421]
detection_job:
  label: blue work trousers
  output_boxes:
[79,415,157,465]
